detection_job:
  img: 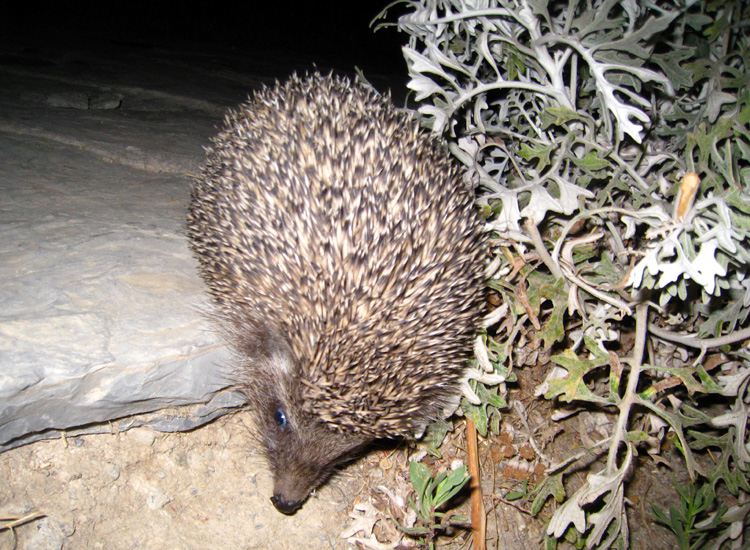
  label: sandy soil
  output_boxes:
[1,414,363,550]
[1,402,686,550]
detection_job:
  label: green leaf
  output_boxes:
[422,419,453,456]
[540,107,592,130]
[462,399,489,436]
[603,10,680,60]
[434,466,469,507]
[518,142,556,170]
[571,150,610,173]
[686,119,737,191]
[399,524,433,536]
[507,51,526,81]
[426,470,448,506]
[544,535,558,550]
[725,189,750,217]
[650,503,671,526]
[637,398,705,480]
[475,379,508,408]
[689,429,750,497]
[546,338,610,402]
[531,473,565,516]
[643,364,708,396]
[410,460,431,513]
[524,270,557,317]
[462,377,507,437]
[539,277,568,349]
[626,431,651,442]
[651,47,695,90]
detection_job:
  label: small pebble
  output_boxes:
[89,92,123,110]
[129,427,156,446]
[146,490,171,510]
[45,91,89,110]
[26,517,65,550]
[60,521,76,537]
[171,451,188,467]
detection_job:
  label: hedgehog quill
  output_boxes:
[187,73,486,515]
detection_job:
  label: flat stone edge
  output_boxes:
[0,347,248,452]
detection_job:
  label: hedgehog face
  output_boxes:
[251,353,369,514]
[264,407,369,514]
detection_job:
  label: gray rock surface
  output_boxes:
[0,42,272,451]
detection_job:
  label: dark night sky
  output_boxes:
[1,2,409,75]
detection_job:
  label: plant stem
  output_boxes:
[525,219,564,279]
[466,417,486,550]
[648,322,750,350]
[606,302,649,474]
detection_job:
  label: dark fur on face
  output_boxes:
[229,320,368,513]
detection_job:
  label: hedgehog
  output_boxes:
[187,73,486,515]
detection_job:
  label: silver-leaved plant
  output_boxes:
[374,0,750,548]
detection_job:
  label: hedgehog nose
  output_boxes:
[271,494,303,515]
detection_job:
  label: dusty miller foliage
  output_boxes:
[376,0,749,548]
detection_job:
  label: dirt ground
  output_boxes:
[0,395,686,550]
[0,414,361,550]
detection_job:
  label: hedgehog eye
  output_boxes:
[274,408,287,428]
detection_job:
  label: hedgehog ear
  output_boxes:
[212,309,296,367]
[246,323,296,371]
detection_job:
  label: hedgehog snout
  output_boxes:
[269,441,365,515]
[263,413,370,514]
[270,469,319,515]
[270,493,303,515]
